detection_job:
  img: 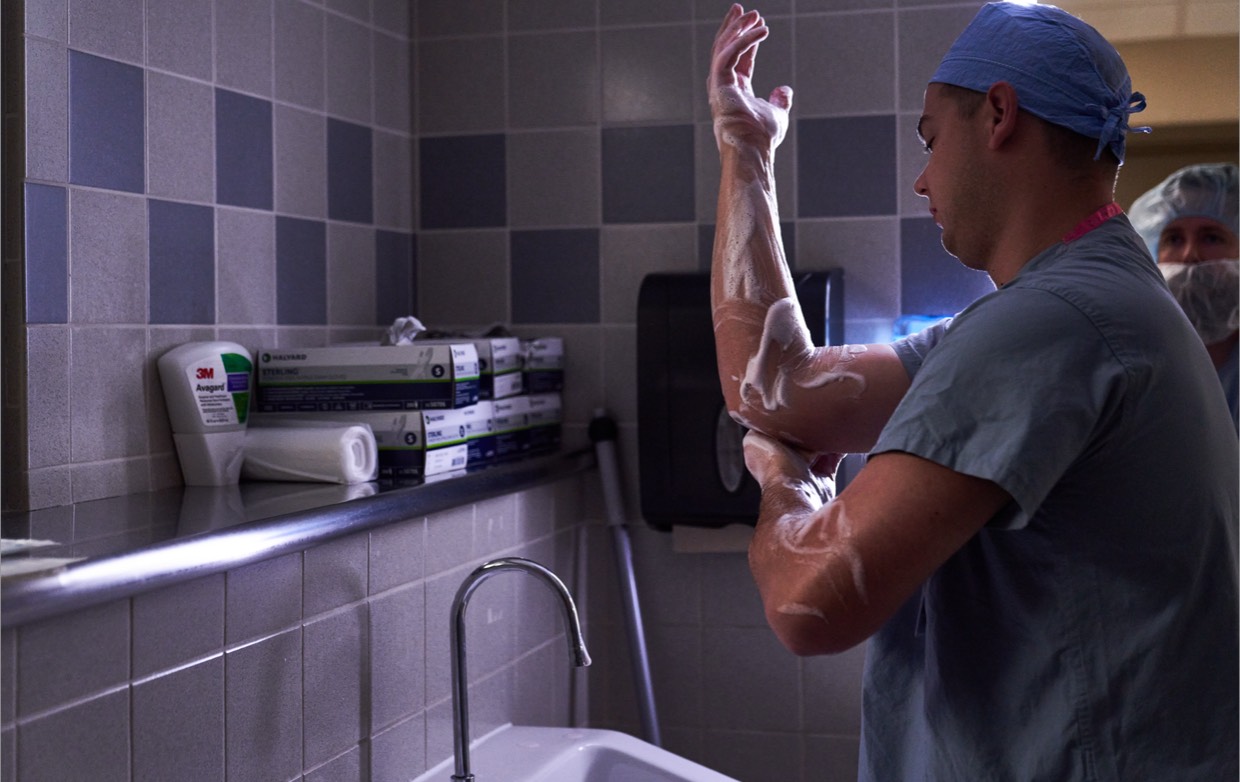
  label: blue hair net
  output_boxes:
[1129,163,1240,258]
[930,2,1149,163]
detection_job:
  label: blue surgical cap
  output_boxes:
[930,2,1149,163]
[1129,163,1239,258]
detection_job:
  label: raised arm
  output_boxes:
[708,4,909,455]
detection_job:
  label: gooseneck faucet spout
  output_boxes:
[449,557,591,782]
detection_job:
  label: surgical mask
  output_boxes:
[1160,259,1240,345]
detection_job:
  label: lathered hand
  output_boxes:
[708,4,793,152]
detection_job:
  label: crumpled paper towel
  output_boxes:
[242,423,378,484]
[382,316,427,346]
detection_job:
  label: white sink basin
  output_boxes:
[412,724,739,782]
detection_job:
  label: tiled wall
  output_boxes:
[1,480,589,782]
[6,0,1003,780]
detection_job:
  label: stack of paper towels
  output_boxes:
[242,421,378,484]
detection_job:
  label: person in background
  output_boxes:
[1130,162,1239,428]
[708,2,1238,780]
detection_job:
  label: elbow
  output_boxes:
[765,605,868,657]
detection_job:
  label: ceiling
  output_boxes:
[1052,0,1239,42]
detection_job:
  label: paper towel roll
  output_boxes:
[242,424,378,484]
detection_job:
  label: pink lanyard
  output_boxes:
[1062,202,1124,243]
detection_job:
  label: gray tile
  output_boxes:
[369,714,426,782]
[373,31,412,132]
[70,328,148,461]
[327,0,370,21]
[474,493,518,556]
[373,131,413,230]
[216,0,274,96]
[601,125,695,224]
[647,625,703,730]
[327,223,376,325]
[511,229,600,324]
[508,31,598,129]
[305,747,362,782]
[900,216,994,315]
[26,0,68,41]
[17,689,129,782]
[149,199,215,324]
[794,12,896,117]
[274,105,327,219]
[513,642,567,727]
[374,1,412,37]
[600,225,695,324]
[25,38,68,182]
[797,115,897,217]
[69,0,143,63]
[418,135,505,229]
[602,326,638,423]
[304,534,369,616]
[805,734,862,782]
[796,218,901,321]
[24,183,67,324]
[303,606,366,768]
[415,231,508,327]
[327,118,373,223]
[68,50,144,193]
[702,626,802,731]
[70,458,152,503]
[275,0,326,110]
[276,216,328,325]
[800,0,890,9]
[803,642,867,735]
[215,88,274,211]
[132,574,225,677]
[132,657,225,782]
[368,517,425,594]
[217,208,278,325]
[68,188,146,323]
[225,552,303,644]
[1,725,12,782]
[225,628,302,782]
[508,130,600,227]
[26,466,73,510]
[897,6,981,113]
[17,600,129,716]
[602,0,692,24]
[326,14,373,124]
[601,26,694,124]
[507,0,595,30]
[147,72,214,202]
[416,37,504,134]
[416,0,503,36]
[704,729,801,781]
[146,0,213,79]
[424,504,475,575]
[1,630,14,725]
[426,668,513,761]
[369,584,425,731]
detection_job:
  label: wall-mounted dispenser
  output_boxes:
[636,270,843,531]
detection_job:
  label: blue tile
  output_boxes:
[149,199,215,324]
[419,135,506,229]
[900,216,995,316]
[798,115,897,217]
[276,216,327,325]
[376,230,415,325]
[69,50,144,193]
[216,88,274,210]
[602,125,694,224]
[327,118,373,223]
[24,183,68,324]
[511,229,599,324]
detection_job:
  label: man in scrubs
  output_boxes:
[1130,162,1239,428]
[708,3,1239,779]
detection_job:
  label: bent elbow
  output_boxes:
[765,606,867,657]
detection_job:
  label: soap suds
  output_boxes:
[777,603,828,622]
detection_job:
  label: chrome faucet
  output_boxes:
[449,557,592,782]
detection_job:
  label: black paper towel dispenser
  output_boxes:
[637,270,843,531]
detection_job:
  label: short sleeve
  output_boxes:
[873,288,1127,528]
[890,318,952,380]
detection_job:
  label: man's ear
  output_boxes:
[984,81,1019,151]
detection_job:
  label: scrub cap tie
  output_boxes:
[1129,163,1239,258]
[930,2,1150,163]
